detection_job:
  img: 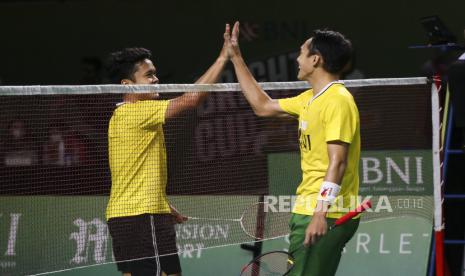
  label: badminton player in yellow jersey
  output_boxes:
[224,22,360,276]
[105,27,229,276]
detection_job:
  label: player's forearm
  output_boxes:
[169,204,181,214]
[182,57,228,107]
[324,142,349,184]
[324,158,347,184]
[196,56,228,84]
[315,162,345,215]
[231,56,274,117]
[318,147,347,214]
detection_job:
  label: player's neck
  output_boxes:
[123,93,142,103]
[308,72,340,96]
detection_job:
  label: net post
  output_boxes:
[431,74,445,276]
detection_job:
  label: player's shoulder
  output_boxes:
[296,89,313,101]
[279,89,312,106]
[328,84,354,101]
[116,100,168,113]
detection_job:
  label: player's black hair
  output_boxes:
[106,47,152,84]
[308,30,353,75]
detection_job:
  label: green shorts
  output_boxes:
[287,213,359,276]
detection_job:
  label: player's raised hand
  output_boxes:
[218,23,230,61]
[224,21,242,59]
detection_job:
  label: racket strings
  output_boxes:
[241,251,294,276]
[241,202,292,239]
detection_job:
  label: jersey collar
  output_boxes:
[307,80,344,106]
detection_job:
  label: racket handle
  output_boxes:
[333,200,371,227]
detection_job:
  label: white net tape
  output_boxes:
[0,77,428,95]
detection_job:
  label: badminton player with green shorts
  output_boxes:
[224,22,361,276]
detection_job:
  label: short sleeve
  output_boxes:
[278,91,310,117]
[135,100,170,128]
[323,98,357,143]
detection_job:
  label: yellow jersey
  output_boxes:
[279,82,360,218]
[106,100,171,219]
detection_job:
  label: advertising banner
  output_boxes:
[0,149,433,275]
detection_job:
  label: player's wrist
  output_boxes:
[314,200,331,215]
[317,181,341,205]
[216,56,228,63]
[313,209,328,218]
[231,55,244,64]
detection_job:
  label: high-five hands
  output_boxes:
[223,21,242,60]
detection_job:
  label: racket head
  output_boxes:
[240,201,372,275]
[240,250,296,276]
[239,202,291,240]
[240,200,372,238]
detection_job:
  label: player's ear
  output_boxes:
[312,55,321,68]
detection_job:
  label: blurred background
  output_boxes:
[0,0,464,85]
[0,1,464,275]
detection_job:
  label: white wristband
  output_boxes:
[317,181,341,204]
